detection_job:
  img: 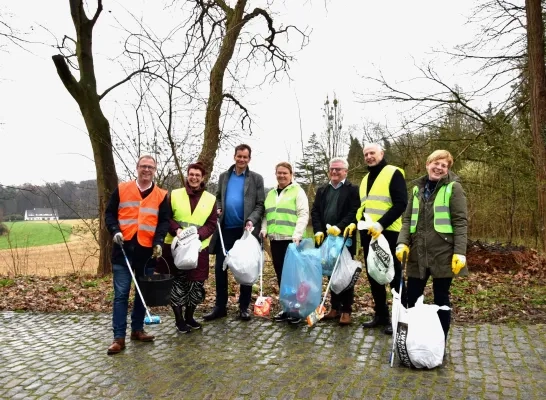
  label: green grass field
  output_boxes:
[0,221,73,249]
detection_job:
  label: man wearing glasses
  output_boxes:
[104,155,171,354]
[311,157,360,325]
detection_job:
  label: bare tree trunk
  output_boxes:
[198,1,247,176]
[525,0,546,250]
[52,0,118,276]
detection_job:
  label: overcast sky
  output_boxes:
[0,0,481,188]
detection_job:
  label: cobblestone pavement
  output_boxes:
[1,311,545,400]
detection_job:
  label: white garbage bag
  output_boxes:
[171,227,201,270]
[367,235,395,285]
[223,230,260,286]
[330,247,362,294]
[392,290,449,369]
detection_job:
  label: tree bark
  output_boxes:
[53,0,118,276]
[525,0,546,250]
[198,0,248,176]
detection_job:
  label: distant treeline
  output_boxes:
[0,180,99,220]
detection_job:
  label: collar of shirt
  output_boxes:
[232,168,247,177]
[329,179,345,190]
[136,180,153,192]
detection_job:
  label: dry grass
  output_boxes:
[0,219,99,276]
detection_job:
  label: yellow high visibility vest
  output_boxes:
[264,185,298,236]
[164,188,216,249]
[356,165,404,232]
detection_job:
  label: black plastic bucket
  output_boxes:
[139,273,173,307]
[138,258,173,307]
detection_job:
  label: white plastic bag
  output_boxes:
[367,235,395,285]
[171,228,201,270]
[392,291,449,369]
[223,230,260,286]
[330,247,362,294]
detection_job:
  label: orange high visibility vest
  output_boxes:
[118,181,167,247]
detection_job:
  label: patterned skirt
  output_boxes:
[170,275,205,307]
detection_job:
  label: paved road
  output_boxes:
[1,312,545,399]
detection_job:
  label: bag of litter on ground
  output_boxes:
[392,291,448,369]
[223,230,261,286]
[367,235,394,285]
[330,247,362,294]
[171,227,201,270]
[279,239,322,318]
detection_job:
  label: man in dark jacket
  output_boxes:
[104,155,170,355]
[312,157,360,325]
[204,144,265,321]
[357,143,407,334]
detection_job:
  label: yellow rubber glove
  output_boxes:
[343,223,356,238]
[152,244,162,259]
[452,254,466,275]
[326,225,341,236]
[395,244,409,262]
[367,222,383,240]
[314,232,325,246]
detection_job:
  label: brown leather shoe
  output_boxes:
[339,313,351,325]
[107,338,125,355]
[322,309,340,320]
[130,330,155,342]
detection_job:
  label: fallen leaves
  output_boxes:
[0,242,545,325]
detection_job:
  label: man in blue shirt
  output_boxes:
[204,144,265,321]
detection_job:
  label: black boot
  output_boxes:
[172,305,191,333]
[185,305,202,330]
[361,314,389,329]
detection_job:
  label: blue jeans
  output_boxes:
[112,263,154,339]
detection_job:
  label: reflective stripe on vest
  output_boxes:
[356,165,404,232]
[164,188,216,249]
[117,181,167,247]
[410,182,454,234]
[264,186,298,236]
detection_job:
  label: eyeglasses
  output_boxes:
[138,165,156,170]
[329,167,345,172]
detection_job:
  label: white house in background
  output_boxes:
[24,208,59,221]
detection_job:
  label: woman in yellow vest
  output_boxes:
[396,150,468,341]
[260,162,309,323]
[156,162,217,333]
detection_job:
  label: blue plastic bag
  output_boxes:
[279,239,322,318]
[320,236,352,276]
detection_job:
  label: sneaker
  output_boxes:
[176,322,191,333]
[186,318,202,330]
[273,311,288,322]
[287,317,302,324]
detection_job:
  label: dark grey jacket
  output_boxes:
[397,171,468,279]
[208,165,265,253]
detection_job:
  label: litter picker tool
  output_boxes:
[306,235,350,327]
[120,245,161,325]
[390,252,407,367]
[253,234,272,317]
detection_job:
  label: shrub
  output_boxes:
[0,222,8,236]
[5,214,23,221]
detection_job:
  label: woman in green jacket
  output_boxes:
[396,150,468,340]
[260,162,309,323]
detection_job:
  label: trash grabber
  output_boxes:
[253,234,272,317]
[216,220,227,257]
[306,235,350,327]
[120,245,161,325]
[390,251,407,367]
